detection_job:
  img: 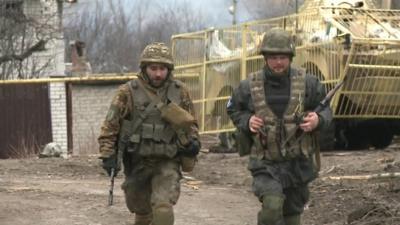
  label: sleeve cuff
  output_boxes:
[241,114,253,135]
[316,113,325,130]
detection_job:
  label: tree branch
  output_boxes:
[322,172,400,182]
[0,40,46,64]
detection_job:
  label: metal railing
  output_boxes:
[0,73,138,84]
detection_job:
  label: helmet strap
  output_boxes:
[140,68,150,82]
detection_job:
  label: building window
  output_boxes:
[0,1,25,21]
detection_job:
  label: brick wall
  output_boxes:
[71,84,121,155]
[49,82,68,156]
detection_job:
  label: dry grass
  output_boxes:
[8,137,41,158]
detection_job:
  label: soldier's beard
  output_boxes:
[146,72,170,88]
[149,78,166,87]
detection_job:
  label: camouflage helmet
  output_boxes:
[259,28,295,56]
[140,42,174,70]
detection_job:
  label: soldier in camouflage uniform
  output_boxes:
[98,42,200,225]
[227,28,332,225]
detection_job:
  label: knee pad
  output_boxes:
[284,214,301,225]
[258,194,285,225]
[152,203,174,225]
[134,213,152,225]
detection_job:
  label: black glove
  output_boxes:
[101,154,120,177]
[180,139,201,157]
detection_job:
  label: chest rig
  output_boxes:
[249,67,317,161]
[120,79,183,158]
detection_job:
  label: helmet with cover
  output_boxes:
[139,42,174,70]
[259,28,295,57]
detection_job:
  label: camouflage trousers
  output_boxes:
[248,157,315,224]
[121,158,181,215]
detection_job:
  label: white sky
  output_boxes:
[64,0,252,28]
[192,0,252,26]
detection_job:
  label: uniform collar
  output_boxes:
[263,67,290,87]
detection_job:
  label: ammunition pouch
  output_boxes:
[128,123,178,159]
[283,130,318,157]
[138,140,178,158]
[250,124,318,162]
[158,101,195,146]
[118,126,142,176]
[119,119,179,160]
[235,129,253,157]
[159,101,195,130]
[123,136,178,159]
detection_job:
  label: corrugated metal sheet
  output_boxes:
[0,84,52,158]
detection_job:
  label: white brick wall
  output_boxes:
[49,82,68,156]
[71,84,121,155]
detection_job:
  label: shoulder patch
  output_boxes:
[226,97,233,108]
[106,105,119,122]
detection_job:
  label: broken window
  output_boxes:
[0,1,25,22]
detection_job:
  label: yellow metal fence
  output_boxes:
[172,7,400,134]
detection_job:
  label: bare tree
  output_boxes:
[64,0,150,73]
[64,0,206,73]
[0,0,64,79]
[241,0,305,20]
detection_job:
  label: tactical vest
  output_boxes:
[119,79,183,159]
[249,67,318,161]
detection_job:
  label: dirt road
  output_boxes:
[1,140,399,225]
[0,156,259,225]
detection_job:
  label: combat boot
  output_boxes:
[284,214,301,225]
[134,213,152,225]
[152,203,174,225]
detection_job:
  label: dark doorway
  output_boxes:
[0,83,52,158]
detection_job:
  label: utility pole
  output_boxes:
[228,0,238,25]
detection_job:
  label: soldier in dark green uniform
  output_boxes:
[227,28,332,225]
[98,42,200,225]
